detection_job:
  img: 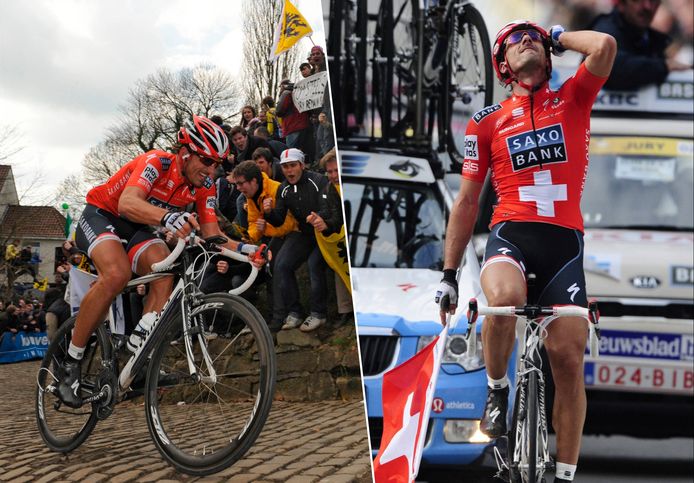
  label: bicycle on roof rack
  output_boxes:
[328,0,493,167]
[35,234,276,476]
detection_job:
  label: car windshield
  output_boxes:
[342,180,444,269]
[582,136,693,231]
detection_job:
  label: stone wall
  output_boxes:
[273,324,364,402]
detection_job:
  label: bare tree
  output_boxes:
[0,124,24,163]
[55,64,241,193]
[242,0,303,109]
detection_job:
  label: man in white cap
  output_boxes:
[263,148,333,332]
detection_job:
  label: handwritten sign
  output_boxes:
[292,71,328,113]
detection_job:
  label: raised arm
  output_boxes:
[555,29,617,78]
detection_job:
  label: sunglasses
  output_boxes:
[506,29,542,46]
[196,154,220,167]
[234,179,250,188]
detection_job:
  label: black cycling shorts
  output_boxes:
[482,221,587,307]
[75,204,165,273]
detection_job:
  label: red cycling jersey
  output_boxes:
[462,63,607,232]
[86,150,217,224]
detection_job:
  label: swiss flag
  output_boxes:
[373,325,448,483]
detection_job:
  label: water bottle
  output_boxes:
[127,312,157,352]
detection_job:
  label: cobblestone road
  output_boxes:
[0,361,374,482]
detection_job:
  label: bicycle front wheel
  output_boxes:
[510,371,541,483]
[441,2,493,166]
[36,317,112,452]
[144,293,276,476]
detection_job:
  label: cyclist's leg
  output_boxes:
[129,233,173,314]
[480,223,527,380]
[537,228,588,467]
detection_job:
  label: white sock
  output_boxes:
[555,462,576,481]
[487,375,509,390]
[68,342,85,361]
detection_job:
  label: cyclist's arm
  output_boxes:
[443,178,483,271]
[199,221,243,253]
[118,186,171,226]
[556,30,616,78]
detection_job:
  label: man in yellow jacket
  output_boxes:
[232,160,298,330]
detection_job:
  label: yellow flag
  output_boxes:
[269,0,313,61]
[315,225,351,294]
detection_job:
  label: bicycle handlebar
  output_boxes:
[150,238,265,297]
[475,305,590,318]
[152,238,186,272]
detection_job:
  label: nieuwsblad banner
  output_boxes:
[0,332,48,364]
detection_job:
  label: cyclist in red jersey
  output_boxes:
[435,22,615,483]
[56,115,261,409]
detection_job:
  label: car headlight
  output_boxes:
[416,334,485,371]
[443,420,491,443]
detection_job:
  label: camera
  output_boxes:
[283,82,294,91]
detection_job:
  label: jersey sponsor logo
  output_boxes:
[202,176,213,189]
[595,330,693,361]
[567,282,580,302]
[464,135,478,160]
[462,160,479,174]
[472,104,501,124]
[205,196,216,210]
[147,198,176,210]
[506,124,567,171]
[141,164,159,185]
[498,121,524,135]
[158,157,172,171]
[511,107,524,118]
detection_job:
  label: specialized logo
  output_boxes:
[432,397,444,413]
[506,123,567,171]
[567,282,580,303]
[464,135,479,160]
[473,104,502,124]
[488,407,501,423]
[497,247,512,256]
[518,170,567,217]
[141,164,159,184]
[389,160,421,178]
[631,275,660,289]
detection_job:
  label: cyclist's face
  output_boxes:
[503,30,546,75]
[183,150,217,187]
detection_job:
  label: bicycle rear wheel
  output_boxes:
[144,293,276,476]
[36,317,112,452]
[441,2,493,166]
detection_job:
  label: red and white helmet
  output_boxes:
[492,20,551,86]
[177,115,230,161]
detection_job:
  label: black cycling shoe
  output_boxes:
[56,358,83,408]
[480,386,509,438]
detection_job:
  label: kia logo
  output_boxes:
[630,276,660,289]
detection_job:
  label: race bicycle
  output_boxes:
[464,284,601,483]
[328,0,493,167]
[35,234,276,476]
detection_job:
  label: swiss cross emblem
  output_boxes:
[518,170,567,217]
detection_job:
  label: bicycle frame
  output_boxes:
[114,236,259,394]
